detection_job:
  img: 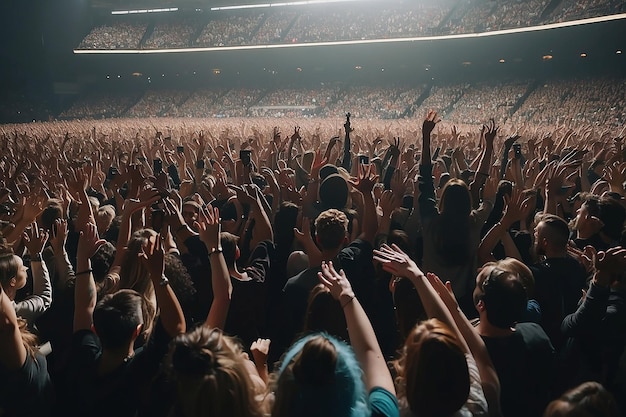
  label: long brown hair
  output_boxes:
[434,179,473,266]
[394,319,470,417]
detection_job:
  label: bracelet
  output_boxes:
[208,247,223,256]
[75,269,93,277]
[341,295,355,309]
[159,274,170,287]
[31,252,42,262]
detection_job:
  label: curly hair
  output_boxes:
[314,209,348,250]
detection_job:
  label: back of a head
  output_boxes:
[543,381,619,417]
[480,268,528,329]
[540,214,570,250]
[272,334,367,417]
[93,289,144,350]
[40,200,64,232]
[303,284,348,341]
[273,202,299,248]
[169,326,263,417]
[439,179,471,217]
[433,180,473,266]
[319,174,349,211]
[220,232,240,268]
[598,196,626,242]
[314,209,348,251]
[396,319,470,417]
[0,240,18,287]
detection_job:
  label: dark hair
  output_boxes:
[598,197,626,241]
[434,179,472,266]
[303,284,348,342]
[93,289,145,350]
[40,201,64,232]
[273,202,299,249]
[539,214,570,249]
[480,268,527,329]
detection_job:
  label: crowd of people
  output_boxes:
[56,77,626,128]
[75,0,626,50]
[1,107,626,417]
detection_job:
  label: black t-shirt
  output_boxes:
[65,319,170,417]
[282,239,375,345]
[530,256,587,349]
[224,241,271,349]
[0,351,53,417]
[481,323,555,417]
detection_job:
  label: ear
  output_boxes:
[476,299,486,312]
[235,246,241,261]
[9,277,17,288]
[132,324,143,340]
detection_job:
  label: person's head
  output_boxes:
[221,197,244,235]
[0,250,28,300]
[392,277,426,343]
[319,174,349,211]
[220,232,240,269]
[272,334,368,417]
[394,318,469,417]
[573,194,603,238]
[93,289,145,351]
[182,201,201,228]
[303,284,348,341]
[39,199,64,232]
[433,179,473,266]
[439,178,471,217]
[534,214,570,257]
[120,229,157,295]
[543,381,619,417]
[314,209,349,251]
[473,264,527,329]
[168,326,264,417]
[273,202,299,249]
[96,205,116,236]
[597,196,626,242]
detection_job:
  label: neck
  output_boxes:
[477,318,515,338]
[320,249,341,262]
[99,345,135,375]
[5,287,16,301]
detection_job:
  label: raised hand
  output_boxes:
[141,233,165,279]
[318,260,355,301]
[422,109,441,137]
[196,205,221,252]
[23,223,49,256]
[349,163,378,195]
[373,243,424,281]
[77,222,107,261]
[483,119,499,145]
[49,218,69,254]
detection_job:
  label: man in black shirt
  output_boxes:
[530,214,587,349]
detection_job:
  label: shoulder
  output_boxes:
[515,323,555,350]
[340,238,373,258]
[369,387,400,417]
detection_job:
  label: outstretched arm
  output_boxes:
[73,223,107,332]
[318,261,395,394]
[197,206,232,329]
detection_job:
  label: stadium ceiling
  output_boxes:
[90,0,373,9]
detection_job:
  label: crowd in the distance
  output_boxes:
[1,109,626,416]
[57,77,626,128]
[76,0,626,50]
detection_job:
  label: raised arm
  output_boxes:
[427,274,502,417]
[15,225,52,322]
[142,234,186,337]
[470,121,497,209]
[341,113,353,172]
[73,223,107,332]
[318,261,395,394]
[197,206,232,329]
